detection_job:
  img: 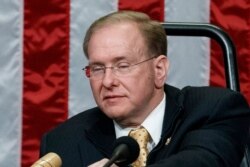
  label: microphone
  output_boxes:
[103,136,140,167]
[31,152,62,167]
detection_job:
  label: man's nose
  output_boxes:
[102,68,119,88]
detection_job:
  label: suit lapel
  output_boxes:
[161,84,184,137]
[79,111,116,160]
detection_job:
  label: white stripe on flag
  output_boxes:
[69,0,118,117]
[165,0,211,88]
[0,0,23,166]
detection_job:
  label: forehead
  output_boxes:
[87,22,147,63]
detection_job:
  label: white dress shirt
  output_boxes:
[114,93,166,151]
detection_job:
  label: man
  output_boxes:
[40,11,250,167]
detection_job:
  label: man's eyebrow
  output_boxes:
[88,62,104,66]
[88,55,131,65]
[113,56,129,62]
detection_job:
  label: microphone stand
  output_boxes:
[103,144,127,167]
[103,154,119,167]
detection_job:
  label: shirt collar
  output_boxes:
[114,93,166,146]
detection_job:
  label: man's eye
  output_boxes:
[91,66,104,72]
[117,63,130,69]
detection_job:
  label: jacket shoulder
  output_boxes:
[179,86,249,118]
[44,107,104,140]
[181,86,248,105]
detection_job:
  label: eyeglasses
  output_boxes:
[83,56,156,80]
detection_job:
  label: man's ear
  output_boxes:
[154,55,169,88]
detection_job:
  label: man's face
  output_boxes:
[87,22,167,126]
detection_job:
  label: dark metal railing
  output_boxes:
[162,22,240,91]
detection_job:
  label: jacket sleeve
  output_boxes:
[149,89,250,167]
[39,133,48,157]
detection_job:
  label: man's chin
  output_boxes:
[107,113,127,120]
[104,109,128,120]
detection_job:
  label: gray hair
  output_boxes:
[83,11,167,58]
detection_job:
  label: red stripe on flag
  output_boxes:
[210,1,250,104]
[118,0,165,21]
[22,1,70,166]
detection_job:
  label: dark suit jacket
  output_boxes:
[40,85,250,167]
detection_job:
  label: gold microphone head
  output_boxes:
[31,152,62,167]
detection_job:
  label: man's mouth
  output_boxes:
[103,95,125,101]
